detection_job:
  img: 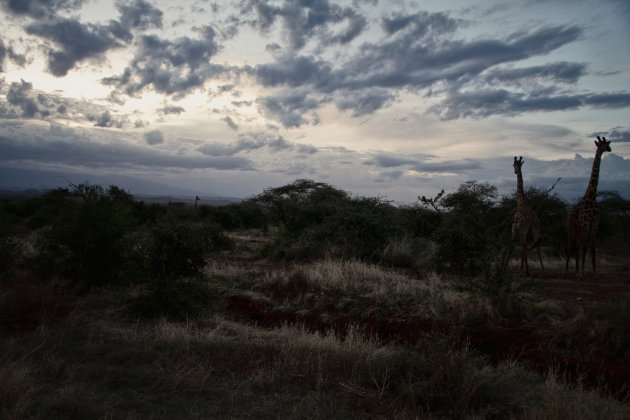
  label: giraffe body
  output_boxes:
[506,156,544,276]
[564,136,611,280]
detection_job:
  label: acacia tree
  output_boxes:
[431,181,506,275]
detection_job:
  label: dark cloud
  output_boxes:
[26,18,123,76]
[159,105,185,115]
[412,159,482,172]
[246,16,596,125]
[253,55,331,88]
[143,129,164,145]
[197,132,293,156]
[335,89,396,117]
[297,144,317,154]
[430,89,630,119]
[0,78,119,122]
[481,61,586,86]
[0,38,27,71]
[380,11,458,37]
[6,79,43,118]
[102,27,225,97]
[0,130,253,171]
[1,0,82,19]
[365,154,421,168]
[256,92,325,128]
[223,116,239,131]
[583,92,630,108]
[117,0,162,31]
[245,0,367,50]
[0,40,6,71]
[94,110,113,127]
[592,127,630,143]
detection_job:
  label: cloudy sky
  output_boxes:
[1,0,629,203]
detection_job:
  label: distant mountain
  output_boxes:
[0,166,241,204]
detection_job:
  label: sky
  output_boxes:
[0,0,629,203]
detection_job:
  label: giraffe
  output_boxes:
[192,195,201,220]
[505,156,544,276]
[564,136,612,280]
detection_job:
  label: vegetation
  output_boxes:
[1,179,629,418]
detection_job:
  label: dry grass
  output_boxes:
[1,284,629,419]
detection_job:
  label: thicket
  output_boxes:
[1,184,236,319]
[2,179,629,317]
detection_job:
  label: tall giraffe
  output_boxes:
[506,156,544,276]
[564,136,612,280]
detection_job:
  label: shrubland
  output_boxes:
[1,179,629,418]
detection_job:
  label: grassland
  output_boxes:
[1,182,629,418]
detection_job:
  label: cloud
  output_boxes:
[102,27,225,97]
[158,105,185,115]
[253,54,331,88]
[592,127,630,143]
[245,16,601,125]
[0,125,253,171]
[0,78,120,123]
[223,116,239,131]
[117,0,163,31]
[335,88,396,117]
[0,39,26,70]
[256,91,325,128]
[5,79,42,118]
[26,18,123,76]
[197,132,294,156]
[412,159,482,173]
[364,154,421,168]
[481,61,586,86]
[430,89,630,119]
[93,110,114,127]
[244,0,367,51]
[143,129,164,145]
[1,0,83,19]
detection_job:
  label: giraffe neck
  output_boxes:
[516,170,527,207]
[583,149,604,202]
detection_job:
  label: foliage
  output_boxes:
[430,181,508,275]
[126,218,230,319]
[255,179,349,234]
[33,184,137,287]
[255,180,408,261]
[201,199,269,230]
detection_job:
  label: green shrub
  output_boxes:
[33,184,137,287]
[256,179,407,261]
[126,220,230,320]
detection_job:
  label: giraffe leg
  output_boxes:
[536,244,544,274]
[579,242,587,281]
[564,229,574,278]
[590,234,597,275]
[504,227,517,271]
[521,242,529,277]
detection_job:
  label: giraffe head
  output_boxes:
[513,156,524,174]
[595,136,612,154]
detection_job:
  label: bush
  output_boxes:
[127,220,230,320]
[256,180,406,261]
[33,184,137,287]
[430,181,509,276]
